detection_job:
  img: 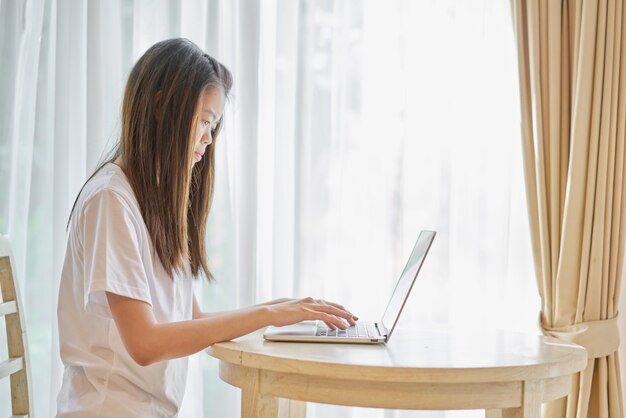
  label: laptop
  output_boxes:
[263,230,436,344]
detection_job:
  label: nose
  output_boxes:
[201,131,213,145]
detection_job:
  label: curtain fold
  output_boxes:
[512,0,625,417]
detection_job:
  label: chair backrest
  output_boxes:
[0,235,32,418]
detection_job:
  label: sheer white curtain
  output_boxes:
[0,0,551,417]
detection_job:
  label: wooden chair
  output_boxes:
[0,235,32,418]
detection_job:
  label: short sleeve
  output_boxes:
[81,189,152,318]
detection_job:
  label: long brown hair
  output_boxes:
[70,38,232,281]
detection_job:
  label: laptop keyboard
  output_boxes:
[315,322,380,338]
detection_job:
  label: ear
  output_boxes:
[213,116,224,137]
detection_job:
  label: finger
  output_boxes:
[319,312,347,329]
[332,310,355,326]
[302,309,343,329]
[323,321,336,330]
[325,301,347,311]
[315,299,346,313]
[309,304,355,324]
[320,301,359,323]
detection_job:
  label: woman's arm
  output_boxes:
[192,296,357,328]
[191,296,301,319]
[107,292,356,367]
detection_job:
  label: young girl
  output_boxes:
[56,38,356,417]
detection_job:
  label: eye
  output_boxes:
[201,120,211,128]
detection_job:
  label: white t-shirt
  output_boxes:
[56,163,194,417]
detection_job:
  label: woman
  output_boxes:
[56,38,356,417]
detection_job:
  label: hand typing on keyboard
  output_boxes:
[262,297,358,331]
[316,322,374,338]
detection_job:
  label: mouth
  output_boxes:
[194,151,204,162]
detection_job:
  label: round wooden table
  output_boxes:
[207,328,587,418]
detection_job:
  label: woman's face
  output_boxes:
[193,86,225,164]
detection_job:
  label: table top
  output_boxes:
[207,327,587,384]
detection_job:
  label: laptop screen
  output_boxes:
[380,230,436,339]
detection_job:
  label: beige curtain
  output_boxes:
[512,0,625,417]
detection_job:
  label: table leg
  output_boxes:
[289,400,307,418]
[278,399,307,418]
[241,389,278,418]
[239,368,278,418]
[485,381,540,418]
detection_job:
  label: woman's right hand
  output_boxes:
[265,297,358,330]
